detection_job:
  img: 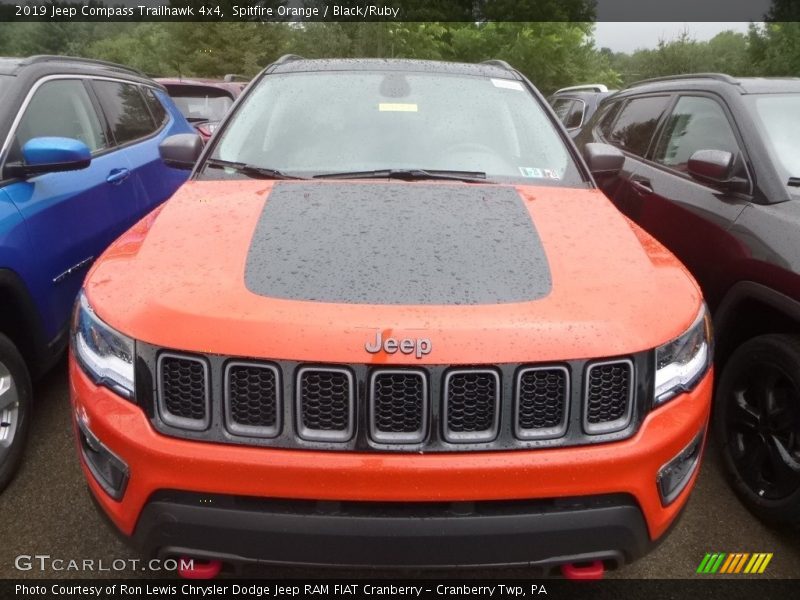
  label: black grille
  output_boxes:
[444,370,499,442]
[370,370,427,443]
[297,368,353,441]
[585,360,633,432]
[158,354,208,430]
[225,363,279,436]
[145,342,646,450]
[516,367,568,438]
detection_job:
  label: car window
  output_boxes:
[606,96,671,157]
[653,96,741,174]
[92,80,157,145]
[141,87,168,127]
[551,98,584,129]
[745,94,800,186]
[597,100,623,138]
[212,72,584,185]
[167,86,233,122]
[12,79,108,157]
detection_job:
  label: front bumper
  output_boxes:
[70,355,712,567]
[131,491,651,569]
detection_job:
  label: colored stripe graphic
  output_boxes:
[734,553,749,573]
[758,554,773,573]
[710,553,726,573]
[720,553,738,573]
[697,552,711,573]
[746,554,762,573]
[697,554,712,574]
[698,552,772,574]
[719,554,735,573]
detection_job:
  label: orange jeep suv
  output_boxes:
[69,57,713,574]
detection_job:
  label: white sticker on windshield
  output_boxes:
[379,103,418,112]
[519,167,561,180]
[492,79,524,91]
[519,167,543,178]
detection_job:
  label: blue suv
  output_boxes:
[0,55,194,490]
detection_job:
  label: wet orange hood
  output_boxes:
[85,180,702,364]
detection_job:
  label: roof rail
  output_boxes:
[481,59,513,71]
[628,73,739,88]
[22,55,146,77]
[272,54,305,66]
[223,74,249,83]
[554,83,609,94]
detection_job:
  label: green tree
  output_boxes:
[748,22,800,76]
[446,22,618,93]
[1,19,619,91]
[608,30,753,87]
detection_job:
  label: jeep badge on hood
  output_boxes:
[365,331,432,359]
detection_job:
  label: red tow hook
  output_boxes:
[561,560,605,580]
[177,557,223,579]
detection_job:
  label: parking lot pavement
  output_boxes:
[0,361,798,580]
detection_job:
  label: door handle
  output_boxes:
[106,168,131,185]
[630,177,653,195]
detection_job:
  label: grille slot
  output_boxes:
[369,370,428,444]
[443,369,500,443]
[584,359,634,434]
[296,367,354,442]
[157,353,209,431]
[225,362,280,437]
[515,366,569,439]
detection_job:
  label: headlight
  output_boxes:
[72,291,135,399]
[654,305,712,405]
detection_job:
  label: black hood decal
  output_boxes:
[245,182,551,305]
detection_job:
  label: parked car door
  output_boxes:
[1,78,136,338]
[617,95,753,308]
[89,79,188,239]
[588,94,672,215]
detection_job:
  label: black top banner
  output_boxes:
[0,0,793,23]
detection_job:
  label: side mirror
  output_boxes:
[687,149,734,184]
[159,133,203,169]
[583,143,625,178]
[6,137,91,178]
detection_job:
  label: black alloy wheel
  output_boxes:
[716,334,800,527]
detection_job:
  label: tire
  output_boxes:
[0,333,32,492]
[715,334,800,527]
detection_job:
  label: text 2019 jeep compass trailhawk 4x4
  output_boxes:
[70,57,713,574]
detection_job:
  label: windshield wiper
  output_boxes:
[313,168,492,184]
[205,158,304,180]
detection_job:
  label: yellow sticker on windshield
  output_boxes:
[379,103,418,112]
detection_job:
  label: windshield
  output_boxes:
[745,94,800,186]
[168,87,233,122]
[210,71,583,185]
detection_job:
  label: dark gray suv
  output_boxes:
[577,73,800,527]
